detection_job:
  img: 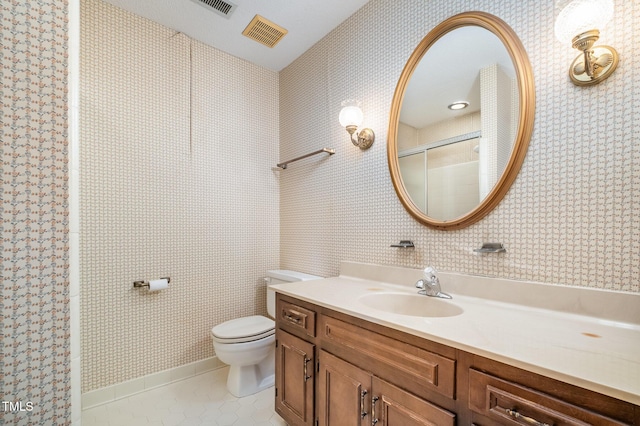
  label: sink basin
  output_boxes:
[358,293,463,317]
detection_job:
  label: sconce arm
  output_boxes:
[346,126,374,150]
[568,29,618,85]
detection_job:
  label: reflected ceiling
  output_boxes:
[400,26,515,129]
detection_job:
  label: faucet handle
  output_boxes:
[417,266,452,299]
[423,266,438,282]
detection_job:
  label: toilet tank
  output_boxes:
[266,270,322,318]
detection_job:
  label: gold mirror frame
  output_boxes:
[387,12,535,230]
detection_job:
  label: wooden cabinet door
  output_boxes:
[318,350,371,426]
[371,377,456,426]
[275,329,315,426]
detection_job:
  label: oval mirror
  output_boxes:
[388,12,535,230]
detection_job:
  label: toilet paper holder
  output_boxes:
[133,277,171,288]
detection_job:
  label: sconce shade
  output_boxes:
[338,101,374,150]
[339,105,363,128]
[554,0,613,44]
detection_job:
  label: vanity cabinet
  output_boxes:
[318,350,455,426]
[275,294,458,426]
[275,293,640,426]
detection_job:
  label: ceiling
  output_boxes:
[101,0,371,71]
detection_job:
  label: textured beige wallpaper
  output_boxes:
[2,0,71,423]
[280,0,640,293]
[80,0,279,391]
[78,0,639,394]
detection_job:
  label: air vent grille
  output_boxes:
[190,0,237,18]
[242,15,288,48]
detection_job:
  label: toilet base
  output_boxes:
[226,366,274,398]
[226,349,275,398]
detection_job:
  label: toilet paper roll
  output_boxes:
[148,278,169,292]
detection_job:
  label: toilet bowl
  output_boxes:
[211,315,275,397]
[211,270,321,397]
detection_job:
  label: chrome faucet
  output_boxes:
[415,266,452,299]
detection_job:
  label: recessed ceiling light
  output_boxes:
[447,101,469,110]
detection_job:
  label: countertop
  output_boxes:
[270,263,640,405]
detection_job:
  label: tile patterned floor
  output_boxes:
[81,367,287,425]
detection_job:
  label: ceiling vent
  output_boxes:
[190,0,237,19]
[242,15,288,48]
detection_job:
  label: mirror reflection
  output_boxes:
[397,26,518,221]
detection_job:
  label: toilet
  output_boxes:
[211,270,321,397]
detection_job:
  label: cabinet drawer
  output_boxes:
[319,315,455,399]
[278,300,316,337]
[469,369,629,426]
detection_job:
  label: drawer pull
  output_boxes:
[303,357,312,382]
[284,314,301,324]
[283,308,306,326]
[360,390,368,419]
[505,408,551,426]
[371,396,379,425]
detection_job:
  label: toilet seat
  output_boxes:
[211,315,275,344]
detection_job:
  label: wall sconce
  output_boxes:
[339,100,374,150]
[554,0,618,86]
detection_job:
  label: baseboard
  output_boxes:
[81,357,225,409]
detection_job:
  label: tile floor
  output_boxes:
[81,367,287,425]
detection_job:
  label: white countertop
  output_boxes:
[271,262,640,405]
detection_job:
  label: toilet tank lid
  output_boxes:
[266,270,322,282]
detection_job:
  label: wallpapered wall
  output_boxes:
[279,0,639,293]
[80,0,280,392]
[1,0,71,424]
[4,0,638,421]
